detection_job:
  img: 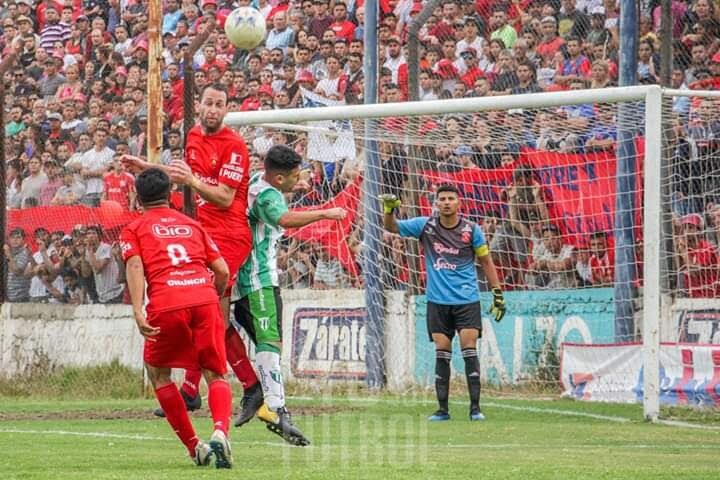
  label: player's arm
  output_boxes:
[209,257,230,296]
[167,159,236,209]
[125,255,160,339]
[380,194,402,234]
[474,226,506,322]
[278,207,347,228]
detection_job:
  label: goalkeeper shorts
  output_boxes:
[426,300,482,342]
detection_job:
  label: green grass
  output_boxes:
[1,396,719,479]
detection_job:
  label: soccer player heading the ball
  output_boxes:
[382,184,506,421]
[233,144,347,445]
[121,168,234,468]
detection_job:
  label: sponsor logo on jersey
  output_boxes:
[461,223,473,243]
[221,163,244,182]
[152,224,193,238]
[167,277,207,287]
[119,241,132,254]
[433,258,457,271]
[229,151,244,164]
[433,242,459,255]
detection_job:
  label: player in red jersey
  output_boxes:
[121,168,233,468]
[121,83,261,421]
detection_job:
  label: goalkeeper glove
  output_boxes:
[490,287,506,322]
[380,194,401,214]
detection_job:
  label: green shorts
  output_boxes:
[232,287,282,351]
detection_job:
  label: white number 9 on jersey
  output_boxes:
[167,244,191,266]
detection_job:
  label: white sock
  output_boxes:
[256,350,285,412]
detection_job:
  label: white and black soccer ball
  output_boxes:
[224,7,267,50]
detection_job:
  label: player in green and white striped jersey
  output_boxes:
[232,145,346,445]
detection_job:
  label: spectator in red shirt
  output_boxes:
[537,16,566,65]
[460,47,485,89]
[103,155,136,211]
[201,43,227,73]
[677,213,720,298]
[588,231,614,286]
[329,1,355,42]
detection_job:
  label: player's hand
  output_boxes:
[134,312,160,341]
[380,194,401,214]
[323,207,347,221]
[167,160,194,186]
[490,287,506,322]
[119,154,147,174]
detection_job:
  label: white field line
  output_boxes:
[1,428,719,450]
[290,396,632,423]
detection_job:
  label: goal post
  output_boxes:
[224,86,720,421]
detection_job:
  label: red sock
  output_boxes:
[155,383,198,456]
[225,327,258,389]
[181,369,202,399]
[208,379,233,435]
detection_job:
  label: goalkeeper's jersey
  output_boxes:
[235,172,289,299]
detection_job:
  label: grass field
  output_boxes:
[2,394,720,480]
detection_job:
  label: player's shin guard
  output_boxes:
[181,369,202,399]
[435,349,451,413]
[256,346,285,411]
[208,379,233,436]
[225,327,259,389]
[155,383,199,456]
[462,348,481,410]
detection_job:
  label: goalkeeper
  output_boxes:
[233,145,346,445]
[382,185,505,421]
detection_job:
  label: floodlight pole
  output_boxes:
[147,0,163,164]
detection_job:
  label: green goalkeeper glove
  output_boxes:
[490,287,506,322]
[380,194,401,214]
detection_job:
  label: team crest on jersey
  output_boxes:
[461,223,472,243]
[152,224,193,238]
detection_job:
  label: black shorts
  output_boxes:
[426,301,482,341]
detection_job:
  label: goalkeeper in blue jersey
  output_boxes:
[233,145,346,445]
[383,184,506,421]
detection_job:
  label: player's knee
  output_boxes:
[203,369,225,383]
[145,364,172,388]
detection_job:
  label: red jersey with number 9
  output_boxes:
[184,125,251,243]
[120,207,222,313]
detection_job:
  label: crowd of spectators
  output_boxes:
[3,0,720,302]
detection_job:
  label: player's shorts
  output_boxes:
[144,302,227,374]
[426,300,482,342]
[212,234,252,297]
[232,287,283,347]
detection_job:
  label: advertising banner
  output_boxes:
[562,343,720,406]
[290,307,367,380]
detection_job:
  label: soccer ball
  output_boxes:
[224,7,267,50]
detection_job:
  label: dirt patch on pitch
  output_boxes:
[0,404,359,421]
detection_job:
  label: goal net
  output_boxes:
[224,86,720,421]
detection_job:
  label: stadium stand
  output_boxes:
[3,0,720,303]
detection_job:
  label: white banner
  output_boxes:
[561,343,720,406]
[300,88,356,164]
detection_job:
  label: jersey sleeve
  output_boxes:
[201,227,222,265]
[119,225,140,262]
[472,223,489,257]
[254,188,289,227]
[397,216,429,239]
[218,138,249,189]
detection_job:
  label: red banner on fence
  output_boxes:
[421,145,644,242]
